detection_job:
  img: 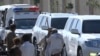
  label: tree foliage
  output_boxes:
[86,0,100,8]
[66,3,73,9]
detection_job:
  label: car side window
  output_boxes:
[45,17,49,27]
[69,19,74,31]
[36,15,44,26]
[76,20,81,33]
[69,19,78,31]
[39,16,47,27]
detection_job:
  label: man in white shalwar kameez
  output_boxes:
[45,28,64,56]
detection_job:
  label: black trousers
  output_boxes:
[51,53,61,56]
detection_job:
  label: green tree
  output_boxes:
[86,0,100,8]
[86,0,100,14]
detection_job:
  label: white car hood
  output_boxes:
[81,34,100,40]
[15,29,32,38]
[15,29,32,34]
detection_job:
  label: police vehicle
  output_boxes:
[0,4,40,41]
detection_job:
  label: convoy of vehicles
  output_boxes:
[0,4,100,56]
[31,13,77,45]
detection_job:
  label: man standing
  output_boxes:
[38,28,53,56]
[20,34,35,56]
[47,28,65,56]
[5,24,16,51]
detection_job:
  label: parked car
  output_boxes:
[0,4,40,41]
[62,15,100,56]
[31,13,77,45]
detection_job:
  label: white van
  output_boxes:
[0,4,40,40]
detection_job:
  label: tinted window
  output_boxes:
[15,19,36,29]
[51,18,68,29]
[83,20,100,33]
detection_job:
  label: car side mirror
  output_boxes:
[41,26,49,30]
[70,29,80,35]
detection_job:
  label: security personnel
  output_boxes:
[5,24,16,51]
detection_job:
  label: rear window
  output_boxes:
[15,19,36,29]
[83,20,100,33]
[51,18,68,29]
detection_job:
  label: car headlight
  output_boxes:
[16,33,24,38]
[85,40,100,48]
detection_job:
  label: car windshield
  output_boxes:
[82,20,100,33]
[15,19,36,29]
[51,18,68,29]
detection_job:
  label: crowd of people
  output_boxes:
[0,24,65,56]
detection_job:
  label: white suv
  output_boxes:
[31,13,77,45]
[63,15,100,56]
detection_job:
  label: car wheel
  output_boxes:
[33,37,39,56]
[77,48,83,56]
[33,37,37,45]
[64,47,68,56]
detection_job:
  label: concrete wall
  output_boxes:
[13,0,20,4]
[23,0,30,4]
[4,0,10,5]
[79,0,89,15]
[58,0,63,12]
[40,0,50,12]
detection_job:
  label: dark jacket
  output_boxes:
[9,45,21,56]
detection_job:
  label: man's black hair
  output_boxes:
[52,28,58,34]
[10,24,16,30]
[22,34,31,42]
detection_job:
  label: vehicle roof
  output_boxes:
[40,13,77,18]
[0,4,32,11]
[69,15,100,20]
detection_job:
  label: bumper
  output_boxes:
[82,46,100,56]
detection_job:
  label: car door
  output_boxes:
[68,19,79,56]
[32,15,43,43]
[38,16,49,43]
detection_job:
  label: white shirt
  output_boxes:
[20,41,35,56]
[48,33,64,55]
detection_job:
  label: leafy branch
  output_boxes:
[86,0,100,8]
[66,3,73,9]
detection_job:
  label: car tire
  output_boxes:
[33,37,39,56]
[33,37,37,45]
[64,47,68,56]
[77,48,83,56]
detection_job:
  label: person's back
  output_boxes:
[48,28,64,56]
[9,37,21,56]
[10,46,21,56]
[20,34,35,56]
[5,24,16,51]
[50,33,64,54]
[6,31,16,50]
